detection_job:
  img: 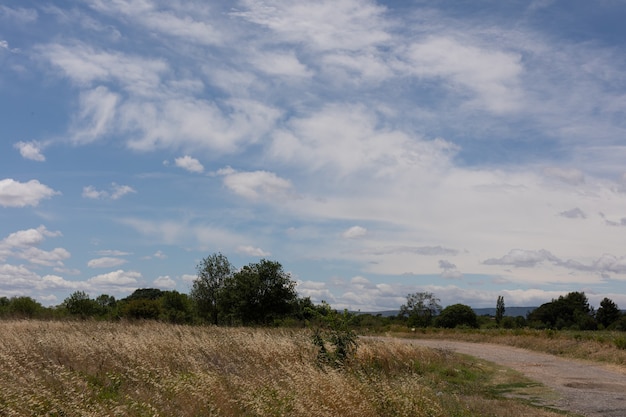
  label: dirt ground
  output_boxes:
[393,338,626,417]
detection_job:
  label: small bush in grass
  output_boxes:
[311,306,358,368]
[614,336,626,350]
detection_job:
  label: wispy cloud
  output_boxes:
[82,183,136,200]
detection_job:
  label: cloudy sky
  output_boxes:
[2,0,626,311]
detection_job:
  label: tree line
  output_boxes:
[1,253,625,332]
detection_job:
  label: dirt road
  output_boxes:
[392,338,626,417]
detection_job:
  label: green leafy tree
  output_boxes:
[160,290,193,324]
[191,253,233,325]
[399,291,442,327]
[7,296,44,318]
[120,299,161,320]
[63,291,100,318]
[495,295,505,326]
[435,304,479,328]
[596,297,621,329]
[528,291,595,330]
[219,259,298,325]
[125,288,163,301]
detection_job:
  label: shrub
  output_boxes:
[435,304,479,329]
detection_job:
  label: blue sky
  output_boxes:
[2,0,626,311]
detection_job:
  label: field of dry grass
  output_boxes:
[388,326,626,367]
[0,320,573,417]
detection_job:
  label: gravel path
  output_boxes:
[392,338,626,417]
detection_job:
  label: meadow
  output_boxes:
[387,326,626,366]
[0,320,574,417]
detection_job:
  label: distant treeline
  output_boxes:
[1,254,625,331]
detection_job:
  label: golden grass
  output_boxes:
[388,327,626,367]
[0,320,572,417]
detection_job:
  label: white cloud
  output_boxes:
[233,0,391,52]
[270,104,458,177]
[181,274,196,283]
[122,98,281,153]
[86,0,223,46]
[236,245,271,257]
[13,141,46,161]
[542,167,585,185]
[87,257,128,268]
[250,50,312,78]
[95,249,132,256]
[153,275,176,289]
[39,42,168,93]
[2,226,61,249]
[174,155,204,173]
[0,179,59,207]
[83,183,136,200]
[87,269,141,291]
[342,226,367,239]
[18,247,70,267]
[0,5,38,23]
[71,86,119,144]
[218,167,296,201]
[152,250,167,259]
[406,36,524,114]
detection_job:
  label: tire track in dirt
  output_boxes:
[383,338,626,417]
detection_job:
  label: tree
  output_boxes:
[495,295,505,326]
[219,259,298,325]
[527,292,595,330]
[63,291,100,318]
[160,290,193,324]
[399,291,442,327]
[596,297,621,329]
[435,304,479,328]
[191,253,233,325]
[7,296,44,318]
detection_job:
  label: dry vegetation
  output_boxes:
[389,327,626,367]
[0,320,574,417]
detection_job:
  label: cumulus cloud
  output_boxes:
[0,226,67,269]
[174,155,204,173]
[82,183,136,200]
[153,275,176,289]
[236,245,271,257]
[0,179,59,207]
[87,257,128,268]
[14,141,46,161]
[87,269,141,292]
[342,226,367,239]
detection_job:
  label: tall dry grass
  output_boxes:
[0,320,569,416]
[391,327,626,367]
